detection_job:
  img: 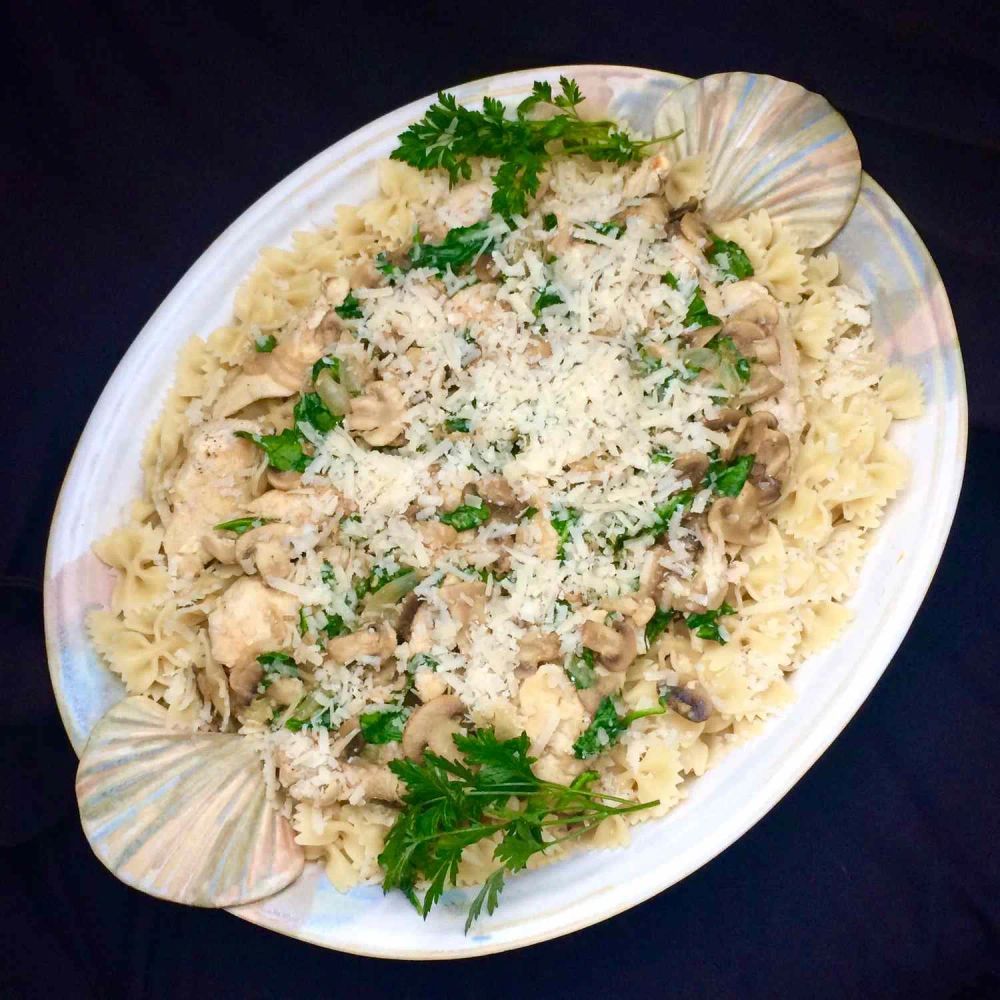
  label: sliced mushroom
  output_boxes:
[325,621,396,665]
[439,580,487,630]
[707,484,770,546]
[348,381,407,447]
[395,593,421,642]
[679,211,710,250]
[666,197,699,225]
[320,761,402,804]
[673,452,709,486]
[738,367,784,405]
[518,631,563,669]
[723,412,791,503]
[267,468,302,491]
[581,618,638,673]
[402,695,465,761]
[477,475,519,510]
[704,407,745,430]
[202,532,237,564]
[659,684,713,723]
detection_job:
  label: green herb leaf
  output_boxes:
[409,220,496,276]
[542,212,558,231]
[360,705,410,744]
[235,428,312,473]
[257,650,299,689]
[375,251,403,283]
[644,607,677,648]
[565,648,596,689]
[334,292,364,320]
[445,416,471,433]
[572,696,667,760]
[550,507,579,561]
[661,271,679,290]
[294,391,341,434]
[651,449,673,465]
[684,602,736,644]
[706,233,755,281]
[533,283,563,315]
[705,453,754,497]
[355,564,414,601]
[390,79,680,220]
[683,289,721,329]
[214,516,275,535]
[521,506,538,521]
[254,333,277,353]
[311,355,341,382]
[586,220,625,239]
[464,870,505,934]
[440,503,491,532]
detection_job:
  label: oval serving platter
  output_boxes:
[45,65,966,959]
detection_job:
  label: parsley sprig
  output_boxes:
[390,77,680,220]
[379,729,657,930]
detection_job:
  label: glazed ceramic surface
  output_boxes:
[45,66,965,958]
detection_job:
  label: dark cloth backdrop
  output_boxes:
[4,2,998,997]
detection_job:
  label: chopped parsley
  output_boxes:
[572,696,666,760]
[651,449,673,465]
[533,283,563,315]
[684,602,736,644]
[294,391,341,433]
[334,292,364,320]
[235,428,312,473]
[706,233,754,281]
[683,289,721,329]
[440,503,491,532]
[409,220,496,276]
[355,564,414,601]
[360,705,410,745]
[644,607,677,648]
[254,333,277,352]
[705,453,754,497]
[565,648,596,689]
[214,516,274,535]
[550,507,579,561]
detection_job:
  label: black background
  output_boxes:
[4,2,999,997]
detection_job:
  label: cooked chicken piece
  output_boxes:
[325,622,396,665]
[518,631,563,668]
[248,487,340,525]
[208,577,299,703]
[439,580,487,630]
[599,594,657,628]
[623,153,671,199]
[163,419,262,577]
[235,522,300,578]
[518,663,588,768]
[213,322,336,417]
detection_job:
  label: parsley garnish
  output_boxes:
[683,289,721,329]
[684,602,735,644]
[390,77,680,220]
[644,607,677,648]
[235,428,312,473]
[409,220,496,276]
[440,503,491,532]
[533,283,563,315]
[705,453,754,497]
[214,516,274,535]
[257,651,299,690]
[378,729,657,929]
[254,333,277,352]
[550,508,579,561]
[706,233,754,281]
[311,355,341,382]
[294,391,341,434]
[360,705,410,744]
[565,648,596,689]
[572,696,666,760]
[586,220,625,240]
[334,292,364,320]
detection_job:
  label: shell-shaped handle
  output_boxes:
[76,697,303,907]
[655,72,862,248]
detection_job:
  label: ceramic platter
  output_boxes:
[45,66,966,958]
